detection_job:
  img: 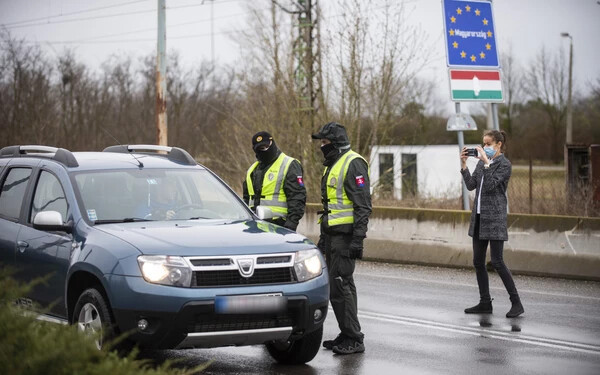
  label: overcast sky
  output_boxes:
[1,0,599,116]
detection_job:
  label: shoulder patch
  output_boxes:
[355,175,365,187]
[296,176,304,186]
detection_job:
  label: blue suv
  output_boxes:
[0,145,328,364]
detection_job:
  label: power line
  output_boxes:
[2,0,243,30]
[1,0,148,27]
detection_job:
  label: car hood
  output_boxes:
[94,219,315,256]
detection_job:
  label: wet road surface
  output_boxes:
[142,262,600,374]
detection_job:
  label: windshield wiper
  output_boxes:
[94,218,152,224]
[187,216,212,220]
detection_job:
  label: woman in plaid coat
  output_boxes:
[460,130,524,318]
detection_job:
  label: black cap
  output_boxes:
[311,122,350,148]
[252,131,273,151]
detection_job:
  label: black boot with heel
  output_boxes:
[464,299,493,314]
[506,296,524,318]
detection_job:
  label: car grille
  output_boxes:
[187,313,294,333]
[192,267,295,287]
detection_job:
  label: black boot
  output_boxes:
[323,333,346,350]
[464,300,493,314]
[506,296,524,318]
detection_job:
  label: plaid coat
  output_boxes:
[460,154,511,241]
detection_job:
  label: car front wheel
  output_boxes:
[72,288,114,350]
[266,325,323,364]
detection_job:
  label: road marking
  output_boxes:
[357,310,600,355]
[355,272,600,301]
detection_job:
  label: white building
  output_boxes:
[369,145,479,200]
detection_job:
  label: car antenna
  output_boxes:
[99,127,144,168]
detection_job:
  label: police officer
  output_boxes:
[242,131,306,231]
[312,122,371,355]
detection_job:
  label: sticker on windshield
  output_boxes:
[147,178,158,185]
[87,209,98,221]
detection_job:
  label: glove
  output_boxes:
[317,234,327,255]
[349,236,364,259]
[284,221,298,231]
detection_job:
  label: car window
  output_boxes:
[73,169,251,222]
[31,171,68,223]
[0,168,32,220]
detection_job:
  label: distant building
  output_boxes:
[369,145,479,200]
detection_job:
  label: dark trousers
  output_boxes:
[473,215,519,302]
[323,234,364,342]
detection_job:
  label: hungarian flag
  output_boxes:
[449,69,503,102]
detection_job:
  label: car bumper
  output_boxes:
[107,272,329,349]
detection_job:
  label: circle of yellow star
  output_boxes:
[471,55,477,62]
[452,41,458,48]
[485,43,491,50]
[449,29,455,36]
[457,8,462,15]
[450,16,456,23]
[466,5,471,12]
[483,18,489,25]
[460,50,466,58]
[487,30,493,37]
[480,52,486,59]
[475,9,481,16]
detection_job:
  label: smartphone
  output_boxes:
[466,148,478,157]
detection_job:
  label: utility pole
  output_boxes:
[156,0,168,146]
[273,0,321,128]
[561,32,573,144]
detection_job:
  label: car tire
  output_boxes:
[72,288,116,351]
[266,325,323,364]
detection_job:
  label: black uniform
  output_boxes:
[242,150,306,231]
[318,149,372,343]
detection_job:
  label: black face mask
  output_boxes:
[320,143,337,160]
[255,143,279,164]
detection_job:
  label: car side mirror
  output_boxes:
[33,211,73,233]
[256,206,274,220]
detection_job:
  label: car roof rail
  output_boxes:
[102,144,197,166]
[0,145,79,167]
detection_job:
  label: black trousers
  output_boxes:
[323,234,364,341]
[473,215,519,302]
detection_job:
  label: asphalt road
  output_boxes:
[142,261,600,375]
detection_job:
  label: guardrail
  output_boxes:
[297,203,600,280]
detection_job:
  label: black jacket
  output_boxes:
[242,151,306,230]
[320,149,372,238]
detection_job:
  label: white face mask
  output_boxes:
[483,145,496,159]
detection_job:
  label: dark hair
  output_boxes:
[484,129,507,152]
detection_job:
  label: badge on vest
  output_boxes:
[268,172,275,181]
[355,175,365,187]
[329,176,337,186]
[297,176,304,186]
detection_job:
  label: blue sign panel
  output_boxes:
[442,0,499,68]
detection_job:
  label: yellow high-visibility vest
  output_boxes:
[246,152,295,218]
[322,150,367,226]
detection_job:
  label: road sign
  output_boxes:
[449,68,503,102]
[442,0,499,68]
[447,113,478,131]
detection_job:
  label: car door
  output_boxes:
[0,165,33,270]
[16,166,72,317]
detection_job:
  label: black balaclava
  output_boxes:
[255,140,279,164]
[320,143,337,160]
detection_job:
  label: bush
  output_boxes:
[0,270,207,375]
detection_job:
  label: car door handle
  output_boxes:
[17,241,29,251]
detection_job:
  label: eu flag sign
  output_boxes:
[442,0,499,68]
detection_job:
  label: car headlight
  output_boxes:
[294,249,324,282]
[137,255,192,287]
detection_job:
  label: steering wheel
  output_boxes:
[173,203,204,212]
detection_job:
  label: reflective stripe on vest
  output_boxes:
[322,150,367,226]
[246,153,294,217]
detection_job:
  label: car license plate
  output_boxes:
[215,293,287,314]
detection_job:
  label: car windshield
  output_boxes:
[73,169,250,223]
